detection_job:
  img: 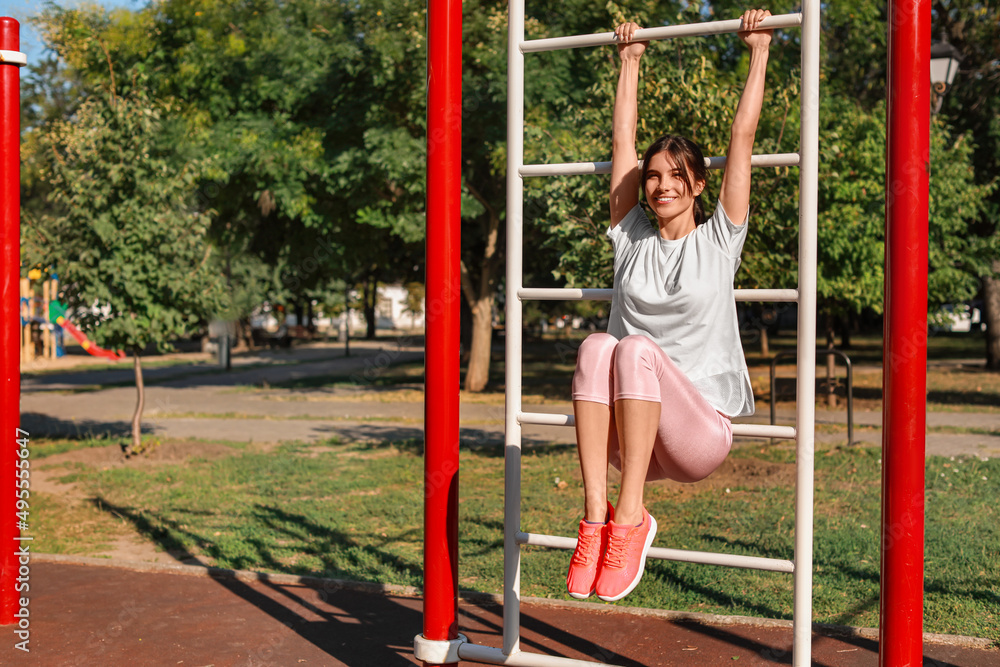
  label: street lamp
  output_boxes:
[930,38,962,113]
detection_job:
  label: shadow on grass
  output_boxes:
[925,577,1000,610]
[926,389,1000,407]
[91,496,423,582]
[696,534,794,562]
[770,378,1000,408]
[88,496,426,664]
[459,519,504,558]
[89,497,195,559]
[353,437,575,460]
[21,412,155,440]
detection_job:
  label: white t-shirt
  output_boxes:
[606,202,754,418]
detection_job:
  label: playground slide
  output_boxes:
[48,302,126,361]
[55,318,126,361]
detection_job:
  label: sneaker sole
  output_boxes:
[596,514,658,602]
[567,589,594,600]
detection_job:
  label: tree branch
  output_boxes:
[465,181,502,297]
[98,39,117,104]
[459,259,478,306]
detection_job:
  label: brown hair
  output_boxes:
[640,135,708,226]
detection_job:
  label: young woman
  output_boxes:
[566,9,772,602]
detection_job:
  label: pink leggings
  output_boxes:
[571,333,733,483]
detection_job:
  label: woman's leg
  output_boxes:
[615,335,733,484]
[571,333,618,522]
[574,401,614,522]
[608,335,664,525]
[567,333,619,598]
[613,398,660,525]
[597,335,733,601]
[594,335,661,601]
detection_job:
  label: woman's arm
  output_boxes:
[609,22,647,228]
[718,9,772,225]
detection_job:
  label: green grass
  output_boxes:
[22,355,193,377]
[30,485,128,555]
[33,436,1000,642]
[743,330,988,366]
[29,435,125,459]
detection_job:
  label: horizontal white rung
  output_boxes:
[517,532,795,573]
[736,289,799,302]
[519,411,572,427]
[519,153,800,178]
[517,288,799,303]
[521,13,803,53]
[733,423,796,439]
[519,412,797,441]
[0,50,28,66]
[519,288,612,301]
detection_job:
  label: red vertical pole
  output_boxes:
[423,0,461,660]
[881,0,929,663]
[0,16,24,626]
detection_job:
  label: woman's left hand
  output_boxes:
[738,8,773,49]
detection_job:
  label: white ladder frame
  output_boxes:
[464,4,819,666]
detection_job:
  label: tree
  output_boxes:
[528,0,990,371]
[934,0,1000,368]
[455,0,695,390]
[24,89,223,456]
[29,0,426,340]
[402,281,426,329]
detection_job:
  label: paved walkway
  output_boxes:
[19,340,1000,459]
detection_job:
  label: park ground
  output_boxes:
[11,332,1000,665]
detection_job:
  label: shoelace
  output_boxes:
[570,529,601,566]
[603,529,633,569]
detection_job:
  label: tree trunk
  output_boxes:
[460,183,502,393]
[760,326,770,357]
[238,317,253,351]
[464,295,494,392]
[839,313,853,349]
[985,259,1000,370]
[127,350,144,457]
[343,282,351,357]
[363,275,377,340]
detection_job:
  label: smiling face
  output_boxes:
[642,150,705,223]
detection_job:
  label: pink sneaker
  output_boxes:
[595,507,657,602]
[565,504,614,600]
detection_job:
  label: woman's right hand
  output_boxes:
[615,22,647,60]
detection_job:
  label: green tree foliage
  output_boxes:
[23,0,998,392]
[934,0,1000,368]
[526,0,991,354]
[526,1,801,291]
[31,0,425,334]
[24,89,222,455]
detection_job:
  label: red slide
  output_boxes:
[54,316,126,361]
